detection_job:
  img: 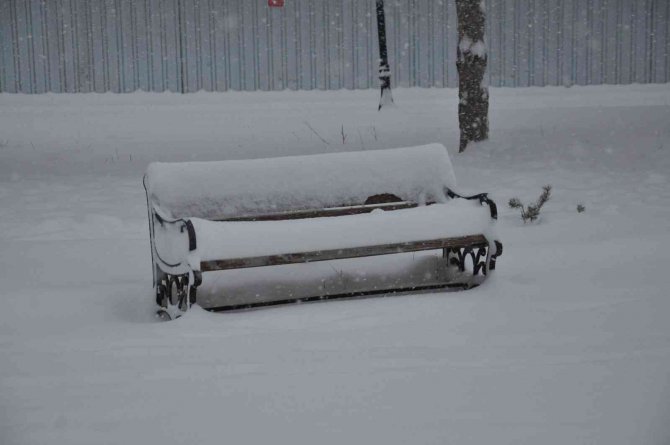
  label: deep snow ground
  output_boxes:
[1,86,670,444]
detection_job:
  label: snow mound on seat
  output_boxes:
[145,144,457,219]
[190,201,493,262]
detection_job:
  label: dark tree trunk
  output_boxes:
[455,0,489,152]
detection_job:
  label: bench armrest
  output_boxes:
[144,174,198,252]
[445,187,498,220]
[152,211,198,252]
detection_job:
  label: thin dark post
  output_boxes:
[376,0,393,110]
[455,0,489,152]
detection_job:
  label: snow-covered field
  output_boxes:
[1,85,669,444]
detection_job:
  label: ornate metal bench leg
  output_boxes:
[442,244,495,289]
[487,241,503,272]
[444,247,469,288]
[444,247,466,272]
[155,270,201,321]
[471,246,488,276]
[189,271,202,306]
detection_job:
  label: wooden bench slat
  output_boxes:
[206,282,473,312]
[214,201,419,221]
[201,234,488,271]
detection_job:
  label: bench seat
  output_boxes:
[191,201,494,266]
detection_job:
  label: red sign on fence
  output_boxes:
[268,0,284,7]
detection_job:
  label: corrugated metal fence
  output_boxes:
[1,0,668,93]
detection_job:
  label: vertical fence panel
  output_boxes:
[501,0,514,85]
[416,0,428,87]
[13,0,28,92]
[335,0,345,89]
[429,0,442,87]
[488,0,500,87]
[631,0,645,82]
[131,0,147,92]
[212,0,225,91]
[181,0,194,92]
[1,0,668,93]
[390,0,410,87]
[325,0,339,89]
[45,0,60,91]
[341,0,351,89]
[0,0,11,92]
[350,0,365,89]
[666,0,670,82]
[651,0,665,83]
[26,0,42,92]
[610,0,619,84]
[256,0,270,91]
[560,0,572,85]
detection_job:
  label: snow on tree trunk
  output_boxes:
[376,0,393,110]
[456,0,489,152]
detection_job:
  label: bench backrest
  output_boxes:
[145,144,457,220]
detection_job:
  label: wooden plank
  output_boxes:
[200,234,488,271]
[214,201,419,221]
[205,281,475,312]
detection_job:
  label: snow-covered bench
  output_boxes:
[143,144,502,319]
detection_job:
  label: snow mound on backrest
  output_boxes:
[146,144,457,219]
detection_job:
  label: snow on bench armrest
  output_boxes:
[145,144,458,220]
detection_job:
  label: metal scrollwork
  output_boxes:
[155,272,200,319]
[444,245,490,281]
